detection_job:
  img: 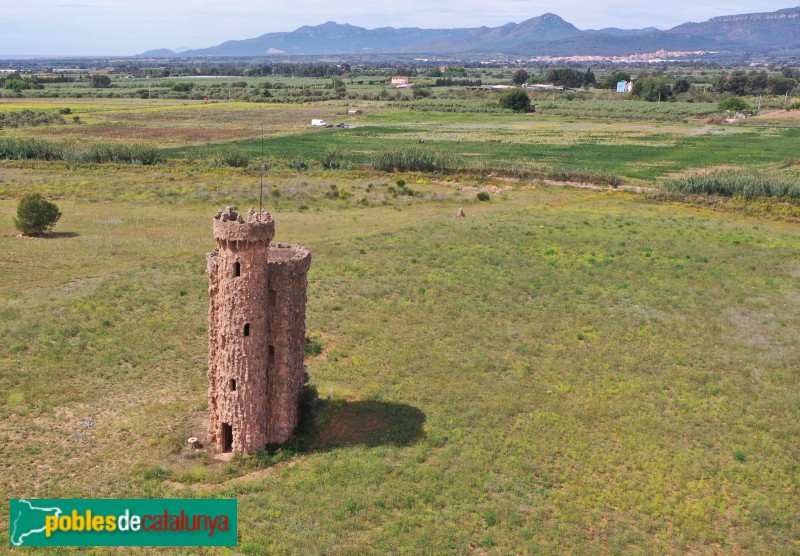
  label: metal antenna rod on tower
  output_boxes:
[259,123,265,212]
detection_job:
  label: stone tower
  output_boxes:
[206,206,311,454]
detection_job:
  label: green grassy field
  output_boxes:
[2,183,800,554]
[169,118,800,181]
[2,90,800,554]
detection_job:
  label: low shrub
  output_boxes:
[286,157,310,171]
[305,335,323,356]
[211,147,250,168]
[320,147,345,170]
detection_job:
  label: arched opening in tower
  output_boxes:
[243,323,250,336]
[234,261,241,277]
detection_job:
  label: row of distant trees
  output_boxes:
[518,66,798,101]
[712,70,796,96]
[0,72,110,90]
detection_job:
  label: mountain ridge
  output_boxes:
[137,7,800,58]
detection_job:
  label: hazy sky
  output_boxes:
[0,1,796,56]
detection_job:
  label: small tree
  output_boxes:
[632,77,671,102]
[499,88,531,113]
[91,75,112,88]
[14,193,62,236]
[512,69,529,86]
[673,78,691,94]
[329,76,346,97]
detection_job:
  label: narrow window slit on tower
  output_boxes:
[269,289,277,308]
[243,323,250,336]
[268,345,275,366]
[229,378,237,391]
[234,261,241,277]
[221,423,233,453]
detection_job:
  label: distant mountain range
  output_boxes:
[137,7,800,58]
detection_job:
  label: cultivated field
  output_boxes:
[1,89,800,554]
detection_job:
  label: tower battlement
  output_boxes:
[269,243,312,274]
[212,206,275,246]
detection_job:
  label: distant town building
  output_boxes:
[391,76,410,86]
[616,80,633,93]
[347,109,363,115]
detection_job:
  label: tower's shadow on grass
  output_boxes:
[287,397,426,452]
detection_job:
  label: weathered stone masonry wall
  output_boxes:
[207,207,311,454]
[266,243,311,444]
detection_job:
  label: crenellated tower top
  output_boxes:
[213,206,275,247]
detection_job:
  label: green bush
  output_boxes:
[287,157,310,171]
[13,193,62,236]
[477,192,490,201]
[718,97,751,113]
[320,147,345,170]
[499,89,531,113]
[305,335,323,356]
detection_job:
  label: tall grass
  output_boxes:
[0,137,162,165]
[0,110,66,128]
[69,143,163,165]
[547,167,623,187]
[372,148,457,173]
[0,138,66,161]
[662,168,800,199]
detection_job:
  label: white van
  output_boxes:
[311,119,326,127]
